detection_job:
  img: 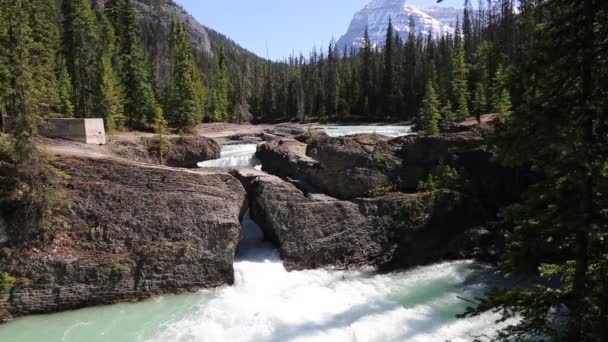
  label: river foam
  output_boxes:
[198,144,261,169]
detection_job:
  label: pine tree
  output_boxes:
[106,0,161,130]
[56,59,74,117]
[164,18,203,131]
[403,16,418,120]
[212,45,229,122]
[420,80,440,135]
[261,64,274,120]
[465,1,608,340]
[360,27,373,119]
[0,0,64,239]
[62,0,99,118]
[451,22,470,121]
[491,64,512,115]
[472,81,486,122]
[94,16,125,133]
[383,17,395,117]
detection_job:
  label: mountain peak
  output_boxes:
[337,0,456,51]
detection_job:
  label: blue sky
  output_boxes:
[175,0,464,61]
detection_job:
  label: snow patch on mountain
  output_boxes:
[337,0,457,51]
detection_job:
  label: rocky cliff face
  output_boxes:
[92,0,212,53]
[0,157,246,322]
[234,168,492,272]
[250,123,518,271]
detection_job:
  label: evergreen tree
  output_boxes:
[403,16,418,120]
[472,81,486,122]
[164,18,203,130]
[451,22,470,121]
[360,28,373,119]
[94,16,125,133]
[420,80,440,135]
[465,1,608,340]
[62,0,99,118]
[491,64,512,115]
[106,0,161,130]
[261,64,274,120]
[56,59,74,117]
[383,17,395,117]
[0,0,64,239]
[212,46,229,122]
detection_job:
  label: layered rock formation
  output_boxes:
[109,136,221,168]
[0,157,245,322]
[250,123,517,271]
[234,168,493,271]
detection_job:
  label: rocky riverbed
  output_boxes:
[0,119,524,323]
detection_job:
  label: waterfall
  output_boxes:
[198,144,261,169]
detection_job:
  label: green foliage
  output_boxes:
[163,18,204,131]
[62,0,99,118]
[451,24,469,122]
[106,0,161,129]
[417,174,438,192]
[55,61,75,118]
[0,272,16,291]
[95,16,125,133]
[491,64,512,116]
[420,80,440,135]
[417,162,466,193]
[212,46,229,122]
[0,0,67,241]
[463,1,608,340]
[111,259,128,274]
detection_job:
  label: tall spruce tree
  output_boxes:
[62,0,99,118]
[383,17,395,117]
[0,0,64,239]
[420,80,440,135]
[451,21,470,121]
[94,16,125,133]
[403,16,418,120]
[212,46,229,122]
[360,27,373,119]
[464,1,608,340]
[165,18,203,131]
[105,0,161,130]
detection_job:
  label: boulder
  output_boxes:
[108,136,221,168]
[256,134,402,200]
[394,129,486,190]
[0,156,246,322]
[256,139,318,182]
[233,169,388,271]
[354,190,487,269]
[233,168,491,272]
[263,125,306,139]
[294,129,329,143]
[164,136,221,168]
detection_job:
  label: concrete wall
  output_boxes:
[4,118,106,145]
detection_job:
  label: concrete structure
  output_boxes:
[3,118,106,145]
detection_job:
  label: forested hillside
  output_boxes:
[0,0,263,133]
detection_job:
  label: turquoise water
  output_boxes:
[313,125,414,138]
[0,213,514,342]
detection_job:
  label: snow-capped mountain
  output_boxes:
[337,0,457,51]
[421,5,464,29]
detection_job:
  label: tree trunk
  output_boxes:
[568,0,594,340]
